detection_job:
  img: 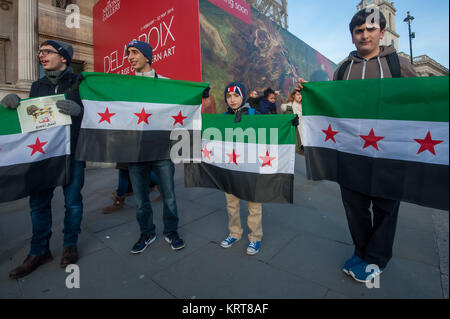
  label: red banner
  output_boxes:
[208,0,251,24]
[93,0,202,82]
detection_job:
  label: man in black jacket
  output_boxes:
[1,40,85,279]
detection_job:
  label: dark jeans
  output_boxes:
[117,169,130,198]
[29,159,85,256]
[128,160,178,237]
[340,185,400,268]
[117,169,160,197]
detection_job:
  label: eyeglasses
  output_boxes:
[37,49,59,57]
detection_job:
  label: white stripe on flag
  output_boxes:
[81,100,202,131]
[0,125,70,167]
[302,116,449,165]
[201,139,295,175]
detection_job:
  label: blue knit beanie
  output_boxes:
[127,40,153,65]
[224,81,247,108]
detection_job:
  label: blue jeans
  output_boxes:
[128,160,178,237]
[116,169,160,197]
[29,159,85,256]
[117,169,130,198]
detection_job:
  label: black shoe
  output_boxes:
[130,234,156,254]
[164,232,185,251]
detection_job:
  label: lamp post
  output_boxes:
[403,11,415,65]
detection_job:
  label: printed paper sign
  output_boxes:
[17,95,72,133]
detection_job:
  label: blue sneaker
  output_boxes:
[246,241,261,255]
[131,234,156,254]
[342,255,364,275]
[221,236,238,248]
[164,232,185,251]
[349,261,384,283]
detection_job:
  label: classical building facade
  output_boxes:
[0,0,95,99]
[398,52,449,77]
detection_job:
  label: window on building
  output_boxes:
[71,60,84,75]
[389,13,392,29]
[52,0,76,9]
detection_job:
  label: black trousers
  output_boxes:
[340,185,400,268]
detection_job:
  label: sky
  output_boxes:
[287,0,449,68]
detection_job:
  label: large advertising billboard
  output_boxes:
[200,0,337,112]
[93,0,337,113]
[93,0,202,82]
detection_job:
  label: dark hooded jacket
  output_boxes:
[257,98,277,114]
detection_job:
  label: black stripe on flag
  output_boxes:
[76,129,199,163]
[305,147,449,211]
[0,155,70,204]
[184,162,294,204]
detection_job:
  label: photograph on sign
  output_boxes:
[17,94,72,133]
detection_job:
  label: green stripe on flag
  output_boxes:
[201,114,296,145]
[80,72,209,104]
[302,76,449,122]
[0,107,21,135]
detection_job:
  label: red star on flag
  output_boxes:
[172,111,188,126]
[322,124,339,143]
[134,108,152,125]
[201,146,212,160]
[98,107,116,124]
[226,149,240,165]
[27,137,48,156]
[414,131,443,156]
[259,151,276,167]
[360,128,384,151]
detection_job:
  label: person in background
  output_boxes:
[257,88,278,114]
[246,90,261,110]
[281,89,304,154]
[102,165,162,214]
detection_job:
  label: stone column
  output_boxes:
[16,0,38,89]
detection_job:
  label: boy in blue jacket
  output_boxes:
[220,82,263,255]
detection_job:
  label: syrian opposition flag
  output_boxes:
[0,107,70,203]
[184,114,297,203]
[76,72,208,163]
[302,76,449,211]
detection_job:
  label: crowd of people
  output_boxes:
[1,8,417,285]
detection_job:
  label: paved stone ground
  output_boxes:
[0,155,448,299]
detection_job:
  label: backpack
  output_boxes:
[336,52,401,80]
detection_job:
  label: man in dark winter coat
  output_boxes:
[2,40,85,279]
